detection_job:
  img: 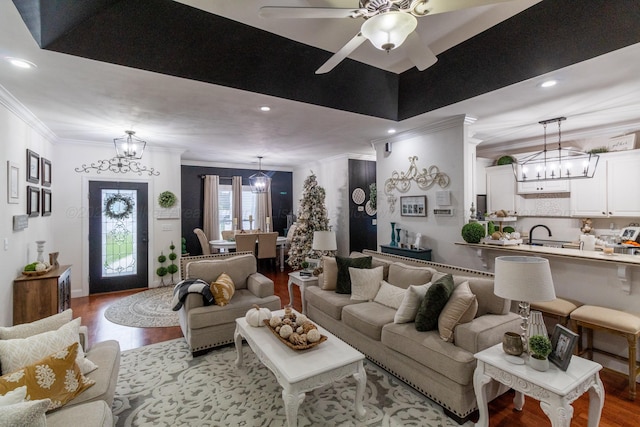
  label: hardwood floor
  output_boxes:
[71,267,640,426]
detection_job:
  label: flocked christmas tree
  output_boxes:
[287,172,329,270]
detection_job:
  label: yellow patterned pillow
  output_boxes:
[210,273,235,306]
[0,342,95,412]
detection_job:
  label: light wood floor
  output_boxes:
[71,266,640,426]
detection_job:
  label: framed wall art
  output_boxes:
[41,157,52,187]
[27,149,40,184]
[7,161,19,204]
[400,196,427,217]
[27,186,40,217]
[42,189,52,216]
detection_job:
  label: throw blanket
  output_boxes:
[172,279,215,311]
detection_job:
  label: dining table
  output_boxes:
[209,236,288,271]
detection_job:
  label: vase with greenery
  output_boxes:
[528,334,552,371]
[156,252,168,286]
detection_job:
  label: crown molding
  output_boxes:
[370,114,473,147]
[0,84,58,143]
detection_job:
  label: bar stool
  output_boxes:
[570,305,640,400]
[531,297,582,327]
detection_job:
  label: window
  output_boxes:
[218,184,258,234]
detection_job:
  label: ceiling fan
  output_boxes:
[260,0,515,74]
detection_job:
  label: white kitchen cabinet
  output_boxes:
[571,151,640,217]
[486,165,519,215]
[517,179,570,194]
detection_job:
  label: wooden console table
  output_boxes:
[380,245,432,261]
[13,265,71,325]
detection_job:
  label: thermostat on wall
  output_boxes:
[433,209,454,217]
[436,190,451,206]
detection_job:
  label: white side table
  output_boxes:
[287,271,319,315]
[474,343,604,427]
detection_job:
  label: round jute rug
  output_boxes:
[104,286,178,328]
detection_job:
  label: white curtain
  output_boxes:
[203,175,220,241]
[232,176,243,229]
[257,190,273,232]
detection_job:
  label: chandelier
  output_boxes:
[114,130,146,159]
[513,117,599,182]
[249,156,271,193]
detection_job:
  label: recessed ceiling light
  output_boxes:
[5,57,37,69]
[387,128,396,134]
[260,106,271,112]
[540,80,557,88]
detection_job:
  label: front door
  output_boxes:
[89,181,149,293]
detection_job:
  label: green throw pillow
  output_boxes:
[335,256,372,294]
[415,274,455,331]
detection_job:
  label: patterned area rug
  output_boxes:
[113,338,470,426]
[104,286,178,328]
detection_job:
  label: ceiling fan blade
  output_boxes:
[259,7,359,19]
[402,32,437,71]
[414,0,515,16]
[315,33,367,74]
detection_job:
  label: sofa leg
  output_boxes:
[443,408,471,425]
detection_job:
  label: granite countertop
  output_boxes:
[456,242,640,267]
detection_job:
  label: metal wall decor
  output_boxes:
[75,157,160,176]
[384,156,450,213]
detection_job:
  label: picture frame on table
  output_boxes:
[26,149,40,184]
[304,258,320,270]
[27,186,40,217]
[41,157,52,187]
[42,189,52,216]
[549,324,579,371]
[400,195,427,217]
[7,161,19,204]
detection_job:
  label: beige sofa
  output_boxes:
[305,250,520,423]
[0,312,120,427]
[178,252,282,355]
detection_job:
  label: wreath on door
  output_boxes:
[104,193,134,220]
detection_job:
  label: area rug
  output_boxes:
[104,286,178,328]
[113,338,471,426]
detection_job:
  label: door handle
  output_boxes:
[141,232,148,243]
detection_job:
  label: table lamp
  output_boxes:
[494,256,556,351]
[312,231,337,258]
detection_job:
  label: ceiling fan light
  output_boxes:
[361,12,417,51]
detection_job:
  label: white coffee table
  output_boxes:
[473,343,604,427]
[287,271,319,314]
[234,310,366,427]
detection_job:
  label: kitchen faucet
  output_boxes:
[529,224,552,245]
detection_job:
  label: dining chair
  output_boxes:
[257,232,279,271]
[193,228,212,255]
[221,230,235,241]
[234,233,257,255]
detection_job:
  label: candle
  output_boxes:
[266,217,271,225]
[249,215,253,222]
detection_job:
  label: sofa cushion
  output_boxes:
[210,273,235,306]
[335,256,372,294]
[187,290,278,329]
[387,263,437,289]
[374,281,406,310]
[454,312,521,354]
[415,274,454,332]
[350,266,383,301]
[0,342,95,412]
[432,272,507,316]
[381,323,476,386]
[342,302,396,341]
[0,399,48,426]
[394,283,431,324]
[438,281,478,342]
[46,400,113,427]
[186,254,257,290]
[74,340,120,408]
[320,256,338,290]
[0,309,72,340]
[305,287,360,320]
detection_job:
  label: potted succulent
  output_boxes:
[528,334,552,371]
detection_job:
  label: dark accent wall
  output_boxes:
[181,165,293,256]
[348,159,377,253]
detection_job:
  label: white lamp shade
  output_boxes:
[312,231,337,251]
[494,256,556,302]
[361,12,417,51]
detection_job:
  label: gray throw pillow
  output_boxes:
[415,274,455,331]
[335,256,372,294]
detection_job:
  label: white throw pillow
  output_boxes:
[0,318,97,375]
[438,281,478,342]
[0,399,48,427]
[0,309,72,340]
[394,283,432,324]
[374,281,407,310]
[0,386,27,407]
[349,266,383,301]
